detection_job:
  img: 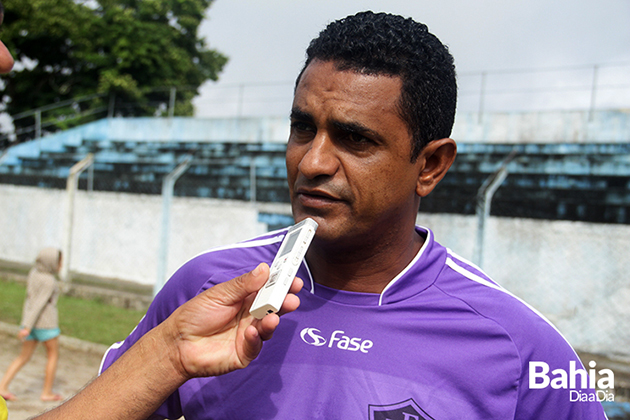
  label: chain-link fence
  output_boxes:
[193,62,630,118]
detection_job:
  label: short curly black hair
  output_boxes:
[296,11,457,161]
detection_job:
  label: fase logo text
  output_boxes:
[300,327,374,353]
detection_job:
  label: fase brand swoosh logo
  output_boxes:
[300,327,327,346]
[299,327,374,353]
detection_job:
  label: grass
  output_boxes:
[0,276,146,346]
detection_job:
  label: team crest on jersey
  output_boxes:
[368,398,434,420]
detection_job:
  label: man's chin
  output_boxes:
[290,206,355,242]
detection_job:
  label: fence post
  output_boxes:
[478,72,487,124]
[168,87,177,118]
[35,110,42,139]
[588,65,599,122]
[250,157,257,203]
[237,84,244,118]
[87,163,94,193]
[108,93,115,118]
[154,156,192,296]
[473,150,517,268]
[61,154,94,283]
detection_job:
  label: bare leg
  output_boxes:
[0,339,38,400]
[40,337,62,401]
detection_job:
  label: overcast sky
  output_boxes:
[193,0,630,117]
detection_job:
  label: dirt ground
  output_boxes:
[0,326,106,420]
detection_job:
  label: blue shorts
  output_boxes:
[24,327,61,342]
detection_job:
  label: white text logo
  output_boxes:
[300,327,374,353]
[529,360,615,402]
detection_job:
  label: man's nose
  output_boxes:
[297,133,339,179]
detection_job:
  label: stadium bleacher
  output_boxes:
[425,143,630,224]
[1,118,629,225]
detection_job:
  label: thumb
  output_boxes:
[210,263,270,305]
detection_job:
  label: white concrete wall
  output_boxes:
[1,184,628,356]
[0,184,266,285]
[418,213,630,356]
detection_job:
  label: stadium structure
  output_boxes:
[1,112,629,226]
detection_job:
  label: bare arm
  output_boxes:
[34,263,302,420]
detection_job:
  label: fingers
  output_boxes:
[18,329,30,341]
[157,263,305,379]
[289,276,304,294]
[276,277,303,317]
[209,265,303,318]
[238,262,270,295]
[242,324,265,363]
[241,312,281,364]
[241,306,282,364]
[258,313,280,340]
[252,277,302,343]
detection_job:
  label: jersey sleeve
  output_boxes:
[98,252,227,419]
[441,251,608,420]
[98,237,279,419]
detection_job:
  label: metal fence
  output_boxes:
[2,62,629,146]
[193,62,630,118]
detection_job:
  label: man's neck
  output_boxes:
[305,227,424,294]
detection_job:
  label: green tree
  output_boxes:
[1,0,227,142]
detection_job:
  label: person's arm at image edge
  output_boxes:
[0,40,12,73]
[34,263,302,420]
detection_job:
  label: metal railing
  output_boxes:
[0,86,199,145]
[194,62,630,118]
[1,62,628,146]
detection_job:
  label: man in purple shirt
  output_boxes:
[37,11,607,420]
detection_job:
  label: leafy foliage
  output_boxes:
[1,0,227,141]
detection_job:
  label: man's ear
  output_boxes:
[415,138,457,197]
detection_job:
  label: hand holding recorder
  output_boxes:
[163,261,304,379]
[168,218,316,376]
[32,263,303,420]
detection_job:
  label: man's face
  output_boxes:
[286,60,425,248]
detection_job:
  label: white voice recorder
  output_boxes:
[249,217,318,319]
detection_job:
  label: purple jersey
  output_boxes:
[100,226,607,419]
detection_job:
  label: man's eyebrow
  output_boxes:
[331,120,383,141]
[290,107,384,141]
[290,108,313,123]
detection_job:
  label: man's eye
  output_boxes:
[290,121,314,132]
[347,132,371,144]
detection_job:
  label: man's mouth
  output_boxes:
[295,187,342,207]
